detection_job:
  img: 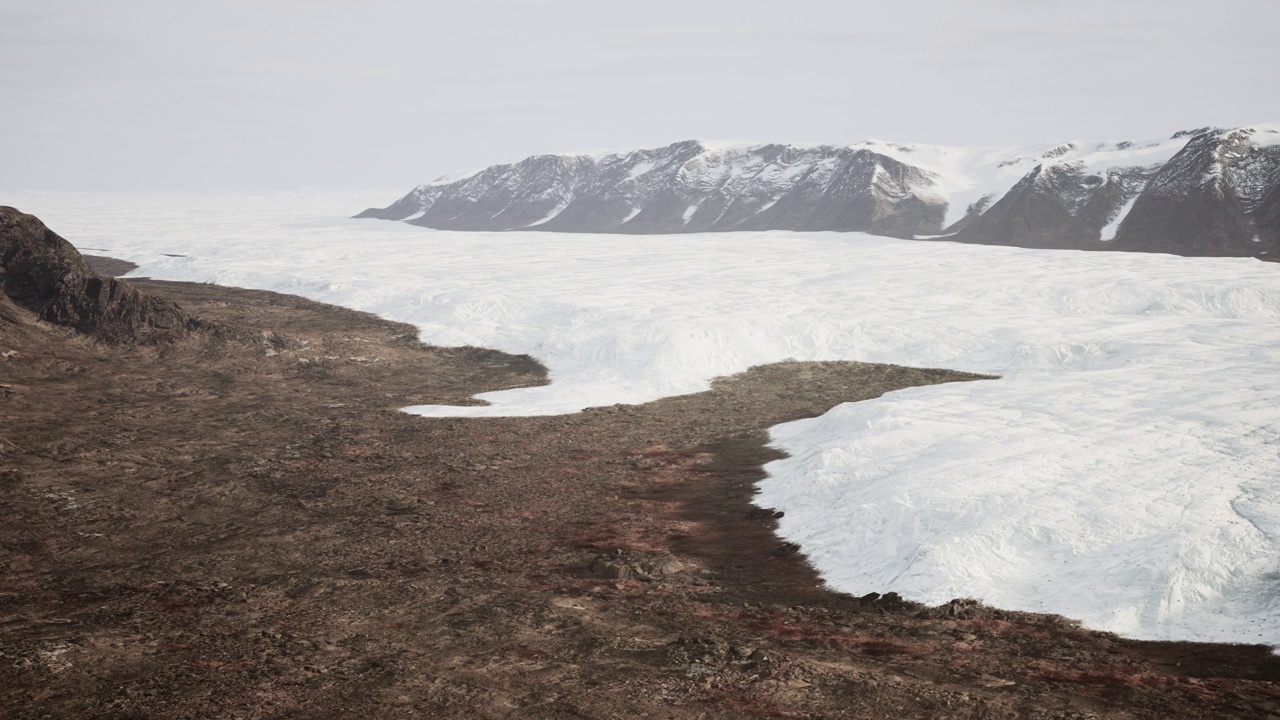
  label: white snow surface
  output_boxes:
[626,161,656,180]
[13,189,1280,648]
[1100,196,1139,241]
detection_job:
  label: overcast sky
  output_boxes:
[2,0,1277,191]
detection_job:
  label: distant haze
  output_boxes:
[3,0,1277,192]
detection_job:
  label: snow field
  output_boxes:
[13,190,1280,647]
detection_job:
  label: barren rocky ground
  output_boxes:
[1,254,1279,718]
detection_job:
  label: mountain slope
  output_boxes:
[359,125,1280,257]
[1111,126,1280,255]
[944,137,1184,249]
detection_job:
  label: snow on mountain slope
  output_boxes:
[866,135,1187,232]
[1114,125,1280,255]
[946,135,1190,248]
[360,140,954,237]
[360,126,1280,256]
[17,190,1280,647]
[359,138,1045,235]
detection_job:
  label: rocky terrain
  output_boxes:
[0,207,197,342]
[4,212,1280,718]
[357,125,1280,257]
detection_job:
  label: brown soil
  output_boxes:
[2,263,1278,718]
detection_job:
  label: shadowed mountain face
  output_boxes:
[947,163,1152,250]
[1255,183,1280,248]
[0,206,195,342]
[1110,127,1280,256]
[358,125,1280,258]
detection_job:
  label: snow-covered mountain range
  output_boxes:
[357,125,1280,257]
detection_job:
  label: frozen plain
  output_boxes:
[13,190,1280,647]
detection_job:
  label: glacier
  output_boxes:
[13,189,1280,647]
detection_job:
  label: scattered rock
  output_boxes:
[976,674,1016,688]
[587,552,687,581]
[588,557,632,580]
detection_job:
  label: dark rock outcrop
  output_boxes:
[0,206,196,342]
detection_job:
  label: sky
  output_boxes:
[2,0,1277,192]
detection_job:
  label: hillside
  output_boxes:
[0,206,196,342]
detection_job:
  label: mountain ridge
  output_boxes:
[357,125,1280,257]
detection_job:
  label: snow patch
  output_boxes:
[1100,196,1138,241]
[526,202,569,227]
[627,161,656,180]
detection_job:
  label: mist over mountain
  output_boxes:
[358,125,1280,257]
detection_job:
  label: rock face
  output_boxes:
[0,206,195,341]
[359,125,1280,257]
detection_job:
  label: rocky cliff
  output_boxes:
[0,206,196,342]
